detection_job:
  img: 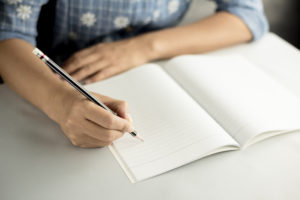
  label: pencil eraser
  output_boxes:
[32,48,43,58]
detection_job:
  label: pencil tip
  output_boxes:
[135,135,144,142]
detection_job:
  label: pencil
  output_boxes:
[32,48,143,142]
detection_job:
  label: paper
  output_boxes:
[86,64,238,182]
[165,55,300,147]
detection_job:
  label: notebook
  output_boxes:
[85,55,300,183]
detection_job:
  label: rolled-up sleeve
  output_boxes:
[0,0,48,45]
[215,0,269,41]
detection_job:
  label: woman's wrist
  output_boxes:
[43,81,77,125]
[136,32,163,62]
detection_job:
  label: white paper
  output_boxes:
[86,64,238,182]
[165,55,300,147]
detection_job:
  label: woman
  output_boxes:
[0,0,268,147]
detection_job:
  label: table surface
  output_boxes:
[1,32,300,200]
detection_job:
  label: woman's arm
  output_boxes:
[63,12,254,83]
[143,11,252,60]
[0,39,69,122]
[0,39,133,147]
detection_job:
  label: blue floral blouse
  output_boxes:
[0,0,268,61]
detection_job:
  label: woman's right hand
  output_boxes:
[0,39,133,148]
[55,91,134,148]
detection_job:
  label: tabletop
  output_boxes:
[1,0,300,197]
[1,32,300,200]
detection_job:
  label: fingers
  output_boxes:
[83,100,134,133]
[84,66,121,84]
[69,134,107,148]
[70,129,123,148]
[60,89,134,148]
[63,47,93,66]
[63,48,97,74]
[92,93,133,122]
[82,119,124,141]
[70,60,109,82]
[63,114,124,148]
[105,99,130,120]
[74,135,108,148]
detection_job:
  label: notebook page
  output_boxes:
[86,64,239,182]
[164,55,300,147]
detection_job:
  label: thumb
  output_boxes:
[92,93,134,128]
[110,100,132,122]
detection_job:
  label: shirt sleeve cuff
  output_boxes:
[217,6,269,41]
[0,31,36,46]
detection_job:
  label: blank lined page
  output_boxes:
[86,64,238,182]
[164,55,300,147]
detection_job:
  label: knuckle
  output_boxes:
[71,140,79,147]
[102,131,115,142]
[63,111,83,130]
[83,64,91,71]
[91,75,101,82]
[74,71,85,80]
[104,115,115,129]
[90,73,102,82]
[86,79,95,84]
[72,55,81,65]
[101,69,111,77]
[65,118,75,129]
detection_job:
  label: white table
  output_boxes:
[1,33,300,200]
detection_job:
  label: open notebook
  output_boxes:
[86,55,300,183]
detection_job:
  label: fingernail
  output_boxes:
[130,125,135,132]
[127,113,133,123]
[125,125,135,133]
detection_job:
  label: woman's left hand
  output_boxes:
[63,37,153,84]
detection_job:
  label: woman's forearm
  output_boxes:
[0,39,134,148]
[141,11,252,60]
[0,39,74,123]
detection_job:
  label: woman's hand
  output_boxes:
[57,92,134,148]
[63,37,154,84]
